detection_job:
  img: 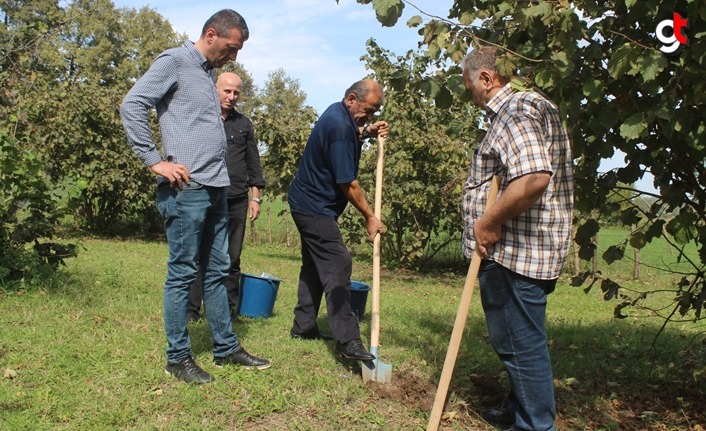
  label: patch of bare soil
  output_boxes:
[365,369,437,412]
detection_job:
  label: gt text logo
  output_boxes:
[656,12,689,55]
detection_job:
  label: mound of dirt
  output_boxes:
[365,369,437,412]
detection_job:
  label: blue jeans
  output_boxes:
[156,181,240,363]
[188,195,249,316]
[479,260,556,431]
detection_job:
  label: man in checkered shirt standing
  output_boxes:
[121,9,270,385]
[461,46,574,431]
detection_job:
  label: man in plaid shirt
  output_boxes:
[461,46,573,431]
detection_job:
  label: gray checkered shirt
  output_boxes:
[120,41,229,187]
[461,84,574,280]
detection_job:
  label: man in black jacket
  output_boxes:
[188,72,266,321]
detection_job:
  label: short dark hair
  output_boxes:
[202,9,249,41]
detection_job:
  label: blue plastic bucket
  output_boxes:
[350,280,370,322]
[238,273,281,318]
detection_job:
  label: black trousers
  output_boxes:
[290,211,360,343]
[188,195,249,317]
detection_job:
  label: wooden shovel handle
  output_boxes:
[427,175,500,431]
[370,137,384,348]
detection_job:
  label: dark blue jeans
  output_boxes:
[156,182,240,363]
[478,260,557,431]
[290,211,361,343]
[188,195,248,316]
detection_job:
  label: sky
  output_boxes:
[111,0,450,114]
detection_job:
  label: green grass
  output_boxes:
[0,225,705,430]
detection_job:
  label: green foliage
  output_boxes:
[358,0,706,322]
[341,40,477,268]
[0,130,77,285]
[0,0,188,283]
[0,0,79,285]
[2,1,185,233]
[254,69,318,198]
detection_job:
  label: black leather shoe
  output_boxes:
[291,329,334,341]
[482,408,514,426]
[214,347,271,370]
[165,356,213,384]
[335,339,375,361]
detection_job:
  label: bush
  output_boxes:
[0,130,78,288]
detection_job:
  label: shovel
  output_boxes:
[362,136,392,384]
[427,175,500,431]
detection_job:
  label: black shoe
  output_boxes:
[482,408,514,426]
[291,329,334,341]
[335,339,375,361]
[214,347,271,370]
[165,356,213,384]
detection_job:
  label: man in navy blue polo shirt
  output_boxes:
[288,79,389,361]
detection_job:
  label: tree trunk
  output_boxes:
[592,233,599,274]
[632,224,640,279]
[267,206,272,244]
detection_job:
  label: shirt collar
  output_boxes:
[339,100,359,135]
[224,108,238,120]
[183,40,212,71]
[485,83,515,120]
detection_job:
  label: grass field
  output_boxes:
[1,208,705,430]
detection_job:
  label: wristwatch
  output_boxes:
[362,124,370,139]
[251,197,261,204]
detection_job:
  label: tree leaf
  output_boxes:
[446,74,466,95]
[534,69,555,88]
[576,219,600,244]
[407,15,423,27]
[582,79,604,103]
[420,78,441,98]
[629,231,648,249]
[601,278,621,301]
[619,208,641,226]
[666,209,698,245]
[495,55,518,79]
[372,0,405,27]
[607,44,640,79]
[524,2,551,19]
[434,86,453,109]
[551,51,574,77]
[603,245,625,264]
[619,113,647,140]
[625,0,639,8]
[637,50,667,82]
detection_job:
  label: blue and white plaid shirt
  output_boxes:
[462,84,574,280]
[120,41,229,187]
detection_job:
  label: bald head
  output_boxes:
[344,79,383,103]
[343,79,384,126]
[216,72,243,115]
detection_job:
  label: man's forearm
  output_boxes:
[339,180,373,219]
[484,172,551,227]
